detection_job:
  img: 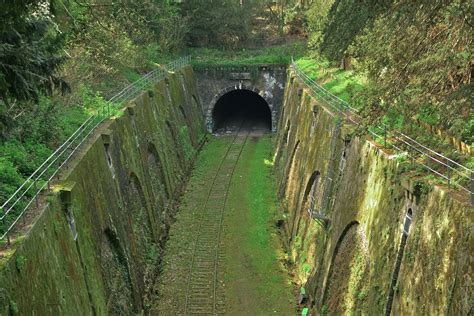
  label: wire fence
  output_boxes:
[0,56,191,244]
[291,60,474,205]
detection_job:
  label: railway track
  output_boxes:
[183,126,249,315]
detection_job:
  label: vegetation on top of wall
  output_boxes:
[0,1,307,216]
[187,43,306,67]
[294,55,473,193]
[302,0,473,145]
[295,57,365,105]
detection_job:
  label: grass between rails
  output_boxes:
[151,136,230,313]
[223,135,294,315]
[153,135,295,314]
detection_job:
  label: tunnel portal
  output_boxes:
[211,89,272,133]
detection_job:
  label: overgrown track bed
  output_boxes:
[184,128,249,315]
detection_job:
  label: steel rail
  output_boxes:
[183,122,249,314]
[212,127,249,314]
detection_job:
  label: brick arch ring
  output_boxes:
[205,83,276,133]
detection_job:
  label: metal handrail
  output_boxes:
[291,61,474,204]
[0,56,191,243]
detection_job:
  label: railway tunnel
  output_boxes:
[211,89,272,133]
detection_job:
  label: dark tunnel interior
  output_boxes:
[212,89,272,133]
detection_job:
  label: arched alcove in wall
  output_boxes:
[322,221,369,314]
[304,171,322,216]
[293,171,323,241]
[101,228,135,314]
[127,172,154,252]
[281,140,300,197]
[147,143,170,200]
[385,207,414,315]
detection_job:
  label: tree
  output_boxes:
[0,0,67,106]
[305,0,334,50]
[0,0,68,139]
[181,0,257,48]
[319,0,393,62]
[353,0,473,141]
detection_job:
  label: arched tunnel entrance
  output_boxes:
[211,89,272,133]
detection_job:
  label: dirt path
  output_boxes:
[151,135,294,315]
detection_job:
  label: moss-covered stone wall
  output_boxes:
[0,66,206,315]
[274,70,472,315]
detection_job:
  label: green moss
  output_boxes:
[179,125,194,162]
[278,71,471,315]
[0,66,205,315]
[9,300,18,315]
[15,256,27,274]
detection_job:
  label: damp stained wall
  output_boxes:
[274,69,472,315]
[0,66,206,315]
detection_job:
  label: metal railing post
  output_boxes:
[447,161,451,189]
[0,206,3,243]
[471,171,473,206]
[2,214,10,246]
[34,179,39,207]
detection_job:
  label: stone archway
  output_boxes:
[205,84,277,132]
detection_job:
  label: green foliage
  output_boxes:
[0,94,89,208]
[301,0,472,142]
[414,180,431,196]
[0,158,24,205]
[189,43,306,67]
[120,68,142,84]
[320,0,393,61]
[352,0,473,141]
[58,106,89,140]
[77,85,107,113]
[305,0,335,52]
[295,57,364,104]
[182,0,258,49]
[9,300,19,315]
[0,0,68,105]
[15,255,27,273]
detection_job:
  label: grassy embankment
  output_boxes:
[294,57,473,199]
